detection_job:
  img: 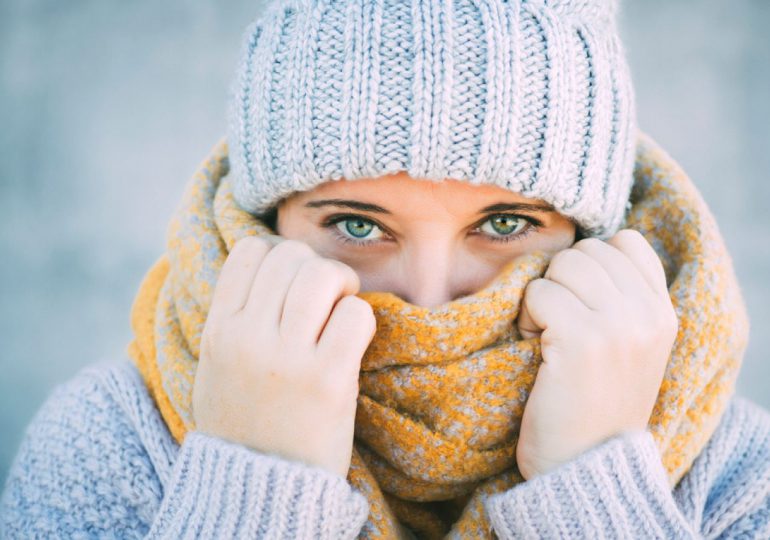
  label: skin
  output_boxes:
[275,173,578,307]
[193,172,678,480]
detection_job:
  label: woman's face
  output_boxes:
[276,172,577,308]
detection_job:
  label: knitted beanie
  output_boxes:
[226,0,637,238]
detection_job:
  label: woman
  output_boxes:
[2,0,769,537]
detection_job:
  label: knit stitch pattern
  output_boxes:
[3,359,770,538]
[125,130,748,538]
[0,359,370,539]
[226,0,637,237]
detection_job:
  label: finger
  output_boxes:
[544,248,619,310]
[607,229,668,296]
[517,299,541,340]
[571,236,650,296]
[316,295,377,374]
[280,257,361,344]
[208,236,273,319]
[517,278,590,339]
[243,239,318,327]
[257,234,287,249]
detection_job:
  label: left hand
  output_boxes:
[515,229,678,480]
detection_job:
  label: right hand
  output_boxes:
[192,236,377,478]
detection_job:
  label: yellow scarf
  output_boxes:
[127,131,748,539]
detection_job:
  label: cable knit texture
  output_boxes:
[2,358,770,539]
[226,0,637,238]
[123,131,748,538]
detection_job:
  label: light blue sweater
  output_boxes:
[1,358,769,539]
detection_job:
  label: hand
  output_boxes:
[515,229,678,480]
[192,236,376,478]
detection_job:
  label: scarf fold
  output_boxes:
[127,130,749,539]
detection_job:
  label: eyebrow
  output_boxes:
[304,199,556,215]
[305,199,391,213]
[479,202,556,214]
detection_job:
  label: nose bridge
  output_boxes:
[402,236,456,308]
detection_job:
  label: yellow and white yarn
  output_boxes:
[127,130,749,539]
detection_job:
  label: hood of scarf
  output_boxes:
[127,131,749,539]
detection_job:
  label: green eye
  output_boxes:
[480,215,527,237]
[335,217,383,240]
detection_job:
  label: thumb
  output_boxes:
[517,289,543,340]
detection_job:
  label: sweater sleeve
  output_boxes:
[484,431,701,538]
[147,432,369,539]
[0,361,369,539]
[484,401,770,540]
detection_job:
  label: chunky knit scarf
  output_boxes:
[127,131,748,539]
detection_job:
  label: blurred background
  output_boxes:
[1,0,768,486]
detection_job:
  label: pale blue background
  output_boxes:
[1,0,769,486]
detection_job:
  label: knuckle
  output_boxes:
[548,248,584,275]
[574,236,604,252]
[201,315,227,345]
[659,304,679,338]
[274,238,315,258]
[335,296,377,333]
[200,321,237,367]
[349,296,376,323]
[337,295,372,318]
[339,294,370,311]
[645,249,665,272]
[548,249,571,271]
[231,235,270,258]
[549,249,569,266]
[668,306,680,333]
[616,228,643,241]
[645,296,675,327]
[225,239,272,275]
[301,257,344,284]
[614,228,646,248]
[628,301,677,346]
[337,259,359,280]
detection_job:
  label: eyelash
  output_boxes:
[321,214,386,247]
[320,213,542,246]
[481,219,539,243]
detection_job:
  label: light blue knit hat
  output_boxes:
[226,0,637,238]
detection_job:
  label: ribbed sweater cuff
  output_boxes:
[485,431,697,539]
[147,431,369,539]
